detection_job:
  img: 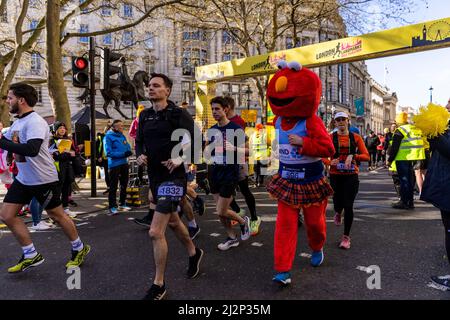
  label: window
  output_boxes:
[29,0,39,8]
[286,36,293,49]
[144,57,155,74]
[222,83,230,94]
[222,30,235,45]
[123,4,133,18]
[30,20,39,30]
[101,1,112,16]
[182,48,208,76]
[183,29,207,41]
[122,31,133,46]
[181,81,193,105]
[79,24,89,43]
[144,33,154,49]
[35,86,42,103]
[1,11,6,23]
[223,53,231,61]
[31,53,41,74]
[80,0,88,13]
[103,34,112,45]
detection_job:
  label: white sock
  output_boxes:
[22,244,38,259]
[71,237,84,252]
[188,220,197,228]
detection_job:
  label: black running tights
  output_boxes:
[230,178,257,220]
[330,174,359,236]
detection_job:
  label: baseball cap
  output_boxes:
[334,112,349,120]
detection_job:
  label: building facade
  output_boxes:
[2,1,395,128]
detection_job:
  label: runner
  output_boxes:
[223,96,261,236]
[205,96,251,250]
[324,112,369,249]
[0,83,90,273]
[136,73,203,300]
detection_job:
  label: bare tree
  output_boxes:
[173,0,424,123]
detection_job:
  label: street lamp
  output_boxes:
[245,84,252,110]
[429,86,433,103]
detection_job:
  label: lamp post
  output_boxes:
[245,84,252,110]
[429,86,433,103]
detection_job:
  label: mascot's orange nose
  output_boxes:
[275,76,288,93]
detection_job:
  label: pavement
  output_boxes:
[0,167,449,300]
[0,177,112,225]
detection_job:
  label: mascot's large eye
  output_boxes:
[288,61,302,71]
[277,60,288,70]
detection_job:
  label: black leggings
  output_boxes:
[441,210,450,265]
[230,178,257,220]
[330,174,359,236]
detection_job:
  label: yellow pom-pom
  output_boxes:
[412,103,450,138]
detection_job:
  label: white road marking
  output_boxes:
[251,242,263,247]
[210,233,221,237]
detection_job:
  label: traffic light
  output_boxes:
[71,56,89,88]
[100,48,123,90]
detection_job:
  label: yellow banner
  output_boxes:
[195,17,450,81]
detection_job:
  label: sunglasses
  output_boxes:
[335,117,348,122]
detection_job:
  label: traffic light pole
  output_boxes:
[89,37,97,197]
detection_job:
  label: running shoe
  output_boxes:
[30,221,53,231]
[118,205,132,211]
[134,213,153,227]
[66,244,91,269]
[188,225,200,240]
[250,216,262,236]
[240,216,251,240]
[334,211,342,226]
[310,250,324,267]
[8,253,45,273]
[186,247,204,279]
[431,275,450,290]
[68,200,78,207]
[217,237,239,251]
[231,209,246,226]
[339,235,351,250]
[64,208,77,218]
[143,283,166,300]
[108,207,119,216]
[272,271,291,285]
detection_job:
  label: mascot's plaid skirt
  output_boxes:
[267,174,333,207]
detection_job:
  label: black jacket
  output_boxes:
[421,126,450,211]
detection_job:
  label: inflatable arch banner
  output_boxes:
[195,17,450,130]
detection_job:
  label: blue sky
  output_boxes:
[365,0,450,109]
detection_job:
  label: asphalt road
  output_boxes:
[0,168,449,300]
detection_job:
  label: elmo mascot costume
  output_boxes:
[266,60,335,285]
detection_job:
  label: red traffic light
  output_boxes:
[74,57,88,69]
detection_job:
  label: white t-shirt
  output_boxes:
[4,112,59,185]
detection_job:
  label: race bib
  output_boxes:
[281,169,305,180]
[336,163,355,172]
[157,182,184,200]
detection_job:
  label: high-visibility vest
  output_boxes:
[251,132,269,161]
[394,124,425,161]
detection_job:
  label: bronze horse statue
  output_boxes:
[77,70,150,119]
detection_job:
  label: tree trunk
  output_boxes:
[46,0,71,132]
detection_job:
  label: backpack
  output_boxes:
[332,131,360,164]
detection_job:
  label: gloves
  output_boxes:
[124,150,133,157]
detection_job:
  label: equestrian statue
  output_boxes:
[77,58,149,119]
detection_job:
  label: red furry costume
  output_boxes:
[266,60,335,276]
